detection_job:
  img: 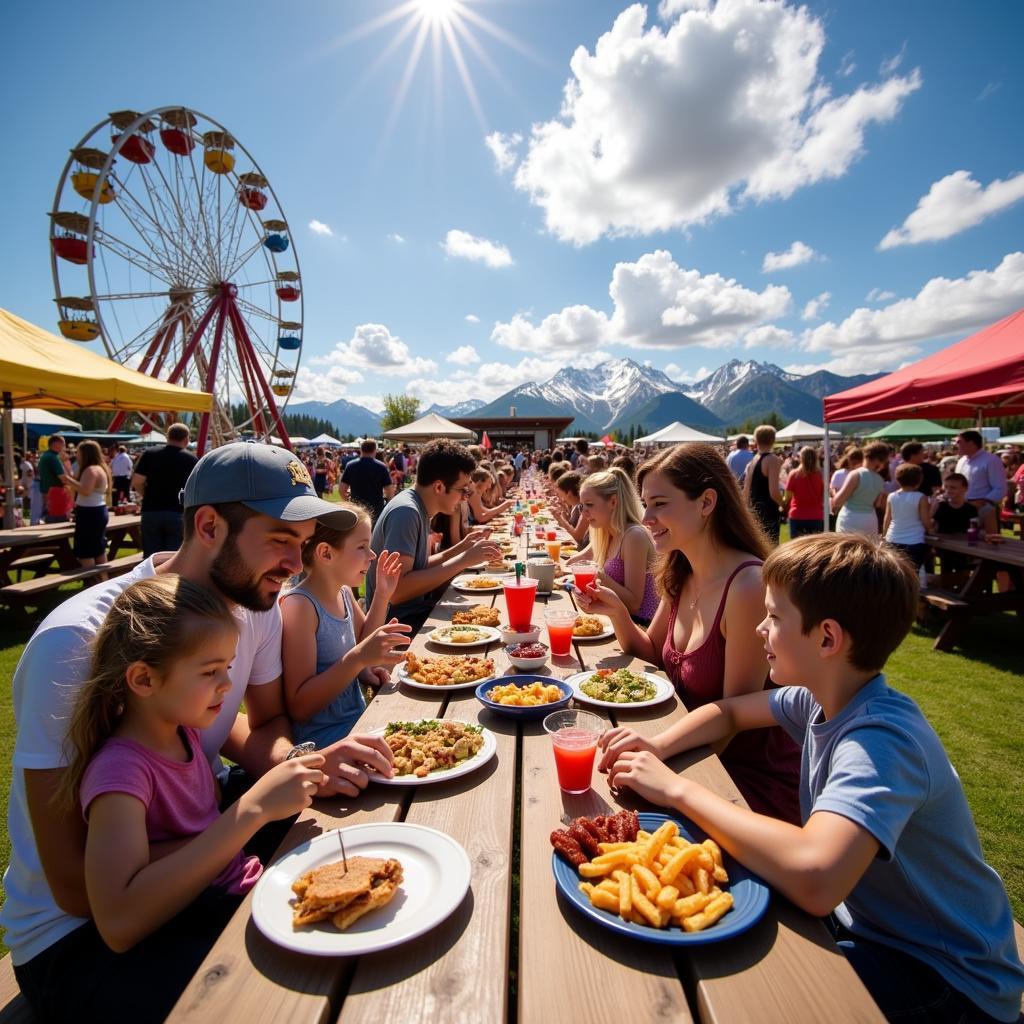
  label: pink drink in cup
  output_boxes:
[545,608,577,657]
[543,709,604,794]
[545,528,557,541]
[534,524,544,538]
[572,561,598,593]
[504,576,538,632]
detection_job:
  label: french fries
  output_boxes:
[576,820,734,933]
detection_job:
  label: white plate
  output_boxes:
[451,574,509,593]
[564,669,674,709]
[394,657,498,692]
[250,823,470,956]
[427,624,502,648]
[367,722,497,786]
[571,616,616,642]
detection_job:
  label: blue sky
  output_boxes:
[5,0,1024,413]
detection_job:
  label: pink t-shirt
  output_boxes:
[80,727,262,895]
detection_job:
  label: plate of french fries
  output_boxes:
[552,812,769,944]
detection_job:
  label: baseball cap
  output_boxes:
[182,443,357,528]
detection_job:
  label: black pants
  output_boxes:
[14,887,242,1024]
[140,509,184,558]
[752,501,781,544]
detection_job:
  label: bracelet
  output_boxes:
[285,741,316,760]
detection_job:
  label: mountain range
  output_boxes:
[287,358,880,438]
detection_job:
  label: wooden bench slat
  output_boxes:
[1,552,142,598]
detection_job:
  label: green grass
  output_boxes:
[1,544,1021,951]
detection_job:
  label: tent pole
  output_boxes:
[3,392,16,529]
[823,419,831,533]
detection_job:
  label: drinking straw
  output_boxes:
[515,561,523,584]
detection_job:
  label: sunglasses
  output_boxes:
[446,484,474,498]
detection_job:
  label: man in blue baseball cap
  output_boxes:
[3,443,403,1022]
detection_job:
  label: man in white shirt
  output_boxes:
[109,445,134,504]
[2,443,396,1021]
[954,430,1007,535]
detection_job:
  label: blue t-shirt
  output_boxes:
[365,488,430,625]
[770,676,1024,1021]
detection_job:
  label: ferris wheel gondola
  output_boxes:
[50,106,303,453]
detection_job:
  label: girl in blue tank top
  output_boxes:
[280,503,410,747]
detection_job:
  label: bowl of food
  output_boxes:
[498,624,542,646]
[505,640,550,670]
[476,675,572,720]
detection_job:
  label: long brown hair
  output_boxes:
[637,443,769,601]
[76,439,111,495]
[300,501,370,568]
[55,575,237,811]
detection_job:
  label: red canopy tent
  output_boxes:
[823,308,1024,423]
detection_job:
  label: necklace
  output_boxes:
[686,569,729,611]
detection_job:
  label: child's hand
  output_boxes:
[356,619,412,668]
[597,727,660,773]
[242,753,325,823]
[359,665,392,689]
[606,749,682,807]
[372,549,403,602]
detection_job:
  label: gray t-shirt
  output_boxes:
[770,677,1024,1021]
[365,488,430,625]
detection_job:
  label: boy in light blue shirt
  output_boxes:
[600,533,1023,1022]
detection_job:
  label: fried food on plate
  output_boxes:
[573,614,606,637]
[452,606,501,627]
[403,651,495,686]
[463,576,502,589]
[384,719,485,777]
[292,855,403,930]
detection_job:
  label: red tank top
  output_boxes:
[662,560,802,824]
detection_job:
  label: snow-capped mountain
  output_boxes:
[475,358,680,433]
[424,399,487,418]
[683,359,794,409]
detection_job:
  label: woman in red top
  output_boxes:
[580,443,801,823]
[783,446,825,537]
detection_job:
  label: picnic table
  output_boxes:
[169,513,883,1023]
[923,533,1024,651]
[0,513,141,584]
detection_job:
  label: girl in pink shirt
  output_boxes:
[58,574,325,955]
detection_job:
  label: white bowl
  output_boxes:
[504,643,549,670]
[499,624,542,645]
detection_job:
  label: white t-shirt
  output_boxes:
[0,555,283,965]
[110,451,134,477]
[885,489,926,545]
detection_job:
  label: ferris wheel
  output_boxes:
[50,106,303,453]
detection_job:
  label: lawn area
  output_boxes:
[1,559,1021,949]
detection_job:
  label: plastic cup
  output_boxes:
[545,608,577,657]
[504,576,539,632]
[545,540,562,562]
[543,709,604,794]
[545,528,557,541]
[534,524,544,538]
[572,561,598,593]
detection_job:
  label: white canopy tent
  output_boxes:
[9,408,83,431]
[309,433,344,447]
[636,421,725,444]
[382,412,475,443]
[775,419,826,443]
[126,430,167,446]
[998,433,1024,445]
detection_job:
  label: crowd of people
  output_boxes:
[1,429,1022,1022]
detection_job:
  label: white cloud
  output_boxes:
[838,51,856,77]
[801,291,831,321]
[664,362,711,384]
[492,249,790,354]
[977,81,1000,102]
[290,364,364,404]
[447,345,480,365]
[866,287,897,302]
[762,241,819,273]
[879,43,906,76]
[802,251,1024,355]
[464,313,480,323]
[309,220,334,237]
[312,323,437,377]
[508,2,920,244]
[388,233,406,243]
[741,325,795,349]
[658,0,711,17]
[878,170,1024,249]
[784,347,920,376]
[484,131,523,173]
[442,229,513,268]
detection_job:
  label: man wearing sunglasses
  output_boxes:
[366,438,501,634]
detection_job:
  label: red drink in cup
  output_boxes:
[545,528,557,541]
[544,710,604,794]
[534,524,544,538]
[504,577,538,632]
[572,561,598,593]
[545,608,577,657]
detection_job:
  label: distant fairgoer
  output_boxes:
[110,445,134,505]
[726,435,754,483]
[131,423,197,557]
[339,439,394,521]
[744,425,783,544]
[39,435,71,524]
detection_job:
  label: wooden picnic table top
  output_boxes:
[169,510,883,1024]
[927,532,1024,569]
[0,513,141,550]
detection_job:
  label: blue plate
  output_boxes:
[552,811,770,945]
[475,674,573,720]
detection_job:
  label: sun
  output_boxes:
[415,0,459,25]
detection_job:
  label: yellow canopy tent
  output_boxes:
[1,307,213,527]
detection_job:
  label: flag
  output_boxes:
[600,434,614,447]
[481,431,492,449]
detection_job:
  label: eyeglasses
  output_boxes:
[446,485,474,498]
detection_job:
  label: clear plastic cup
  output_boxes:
[545,608,577,657]
[543,709,605,793]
